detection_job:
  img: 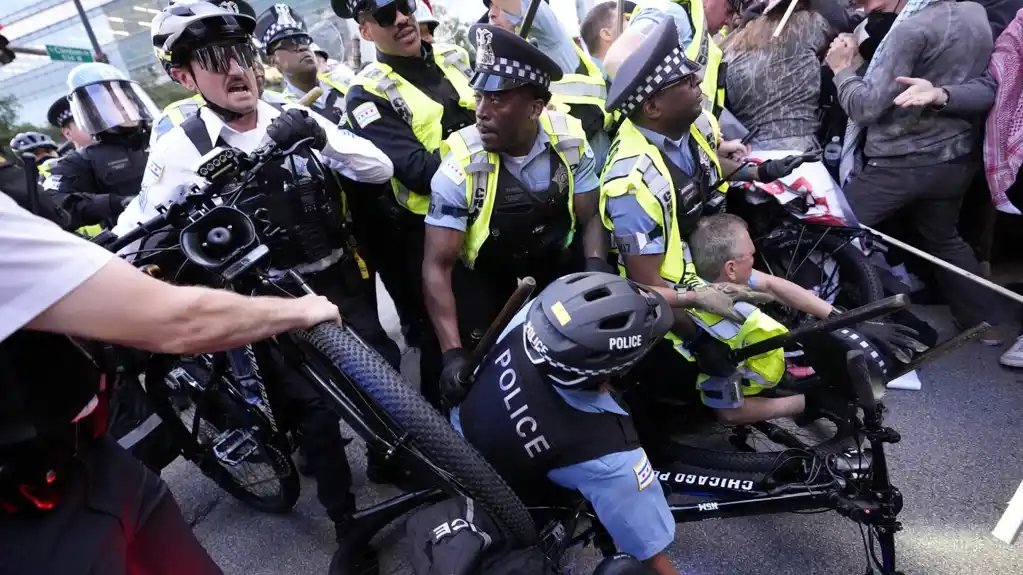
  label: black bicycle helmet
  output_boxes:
[10,132,58,155]
[523,272,673,389]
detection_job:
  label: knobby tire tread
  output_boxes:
[774,233,885,307]
[295,323,538,547]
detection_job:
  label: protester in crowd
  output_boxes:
[828,0,999,335]
[721,0,834,151]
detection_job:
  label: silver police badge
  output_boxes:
[476,28,495,67]
[553,163,569,191]
[274,4,299,28]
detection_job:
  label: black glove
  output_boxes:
[757,154,814,183]
[858,321,929,364]
[688,330,737,378]
[439,348,471,406]
[585,256,615,274]
[267,108,327,151]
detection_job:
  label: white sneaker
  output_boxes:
[1000,336,1023,368]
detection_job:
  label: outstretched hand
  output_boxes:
[893,77,948,108]
[681,283,775,323]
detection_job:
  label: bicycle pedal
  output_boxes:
[212,428,259,466]
[167,366,204,392]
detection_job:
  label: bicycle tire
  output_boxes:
[145,356,301,514]
[294,323,538,547]
[760,232,884,326]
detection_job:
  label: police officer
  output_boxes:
[255,4,351,125]
[43,63,158,236]
[414,1,439,43]
[451,272,682,575]
[423,23,609,403]
[335,0,477,410]
[601,18,803,432]
[486,0,612,169]
[46,92,94,152]
[118,1,394,554]
[0,191,342,574]
[10,132,59,164]
[149,0,280,148]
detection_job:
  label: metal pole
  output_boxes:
[71,0,107,63]
[862,224,1023,306]
[616,0,625,37]
[8,45,48,57]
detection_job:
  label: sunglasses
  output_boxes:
[368,0,417,28]
[272,36,312,53]
[192,42,256,75]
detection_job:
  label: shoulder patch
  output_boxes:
[352,102,382,128]
[633,449,654,491]
[155,116,174,138]
[584,144,594,159]
[439,159,466,185]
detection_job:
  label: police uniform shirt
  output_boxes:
[344,43,477,199]
[449,302,675,561]
[498,0,611,170]
[283,77,346,122]
[426,124,599,231]
[113,99,393,237]
[629,0,696,50]
[0,192,113,341]
[605,124,696,256]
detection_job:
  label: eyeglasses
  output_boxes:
[272,36,312,53]
[368,0,417,28]
[191,42,256,74]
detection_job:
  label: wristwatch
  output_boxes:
[932,88,950,111]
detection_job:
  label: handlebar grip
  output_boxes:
[105,211,168,253]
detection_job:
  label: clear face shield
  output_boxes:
[69,79,162,136]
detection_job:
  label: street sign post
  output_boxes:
[45,45,94,63]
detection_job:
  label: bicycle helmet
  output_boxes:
[10,132,58,155]
[523,272,673,389]
[151,0,257,76]
[415,1,439,34]
[800,326,891,402]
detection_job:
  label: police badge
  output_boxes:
[553,163,569,192]
[274,4,300,29]
[476,28,495,67]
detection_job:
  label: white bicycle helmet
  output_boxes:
[151,0,257,76]
[10,132,58,155]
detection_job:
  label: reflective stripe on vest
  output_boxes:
[599,119,721,284]
[352,43,476,215]
[550,44,611,130]
[442,111,586,269]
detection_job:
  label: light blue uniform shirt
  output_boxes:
[503,0,611,170]
[450,304,676,561]
[605,125,696,256]
[628,0,696,54]
[425,123,599,231]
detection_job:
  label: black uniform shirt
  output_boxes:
[344,42,475,198]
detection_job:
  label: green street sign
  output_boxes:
[45,45,94,63]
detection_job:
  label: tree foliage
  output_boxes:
[433,4,475,57]
[0,96,63,152]
[137,79,195,111]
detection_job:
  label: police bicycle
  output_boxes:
[99,139,536,542]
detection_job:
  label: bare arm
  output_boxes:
[759,273,833,319]
[423,224,466,352]
[26,257,339,355]
[574,191,609,260]
[623,253,698,337]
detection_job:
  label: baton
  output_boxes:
[862,224,1023,306]
[519,0,543,38]
[729,294,909,363]
[457,277,538,384]
[20,153,40,217]
[297,86,323,106]
[616,0,626,37]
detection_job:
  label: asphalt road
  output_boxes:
[164,284,1023,575]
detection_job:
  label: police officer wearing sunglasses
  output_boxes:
[255,4,351,126]
[114,2,395,560]
[334,0,477,414]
